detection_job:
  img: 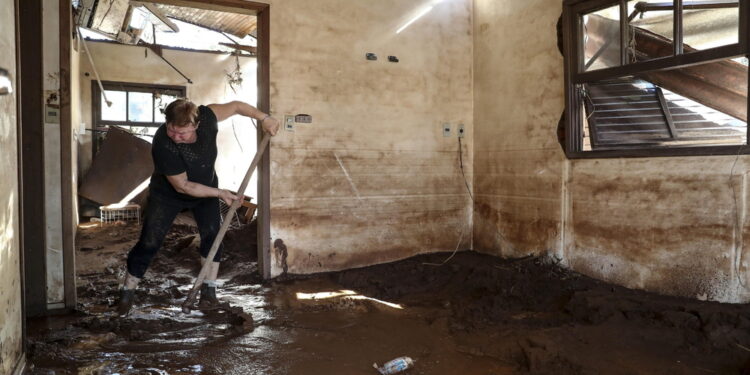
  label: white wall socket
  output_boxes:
[284,115,295,131]
[443,123,452,137]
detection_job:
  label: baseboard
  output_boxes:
[12,353,26,375]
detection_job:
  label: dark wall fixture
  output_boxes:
[0,68,12,95]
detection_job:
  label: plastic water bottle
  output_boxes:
[373,356,415,374]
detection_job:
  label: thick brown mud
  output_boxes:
[26,219,750,374]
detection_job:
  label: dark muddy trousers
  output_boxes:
[126,192,223,279]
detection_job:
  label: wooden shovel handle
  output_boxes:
[182,134,271,312]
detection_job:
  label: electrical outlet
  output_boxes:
[458,124,465,138]
[284,115,295,132]
[443,123,452,137]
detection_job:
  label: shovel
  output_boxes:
[181,134,271,313]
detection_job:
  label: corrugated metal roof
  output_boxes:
[152,4,257,38]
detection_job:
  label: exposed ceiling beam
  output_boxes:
[218,42,256,54]
[585,15,747,121]
[139,0,262,16]
[131,1,180,32]
[634,0,738,12]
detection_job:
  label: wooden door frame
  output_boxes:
[15,0,27,370]
[19,0,48,316]
[58,0,273,292]
[60,0,75,310]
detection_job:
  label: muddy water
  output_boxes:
[26,222,750,374]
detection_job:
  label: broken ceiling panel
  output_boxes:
[79,127,153,206]
[151,4,257,38]
[585,14,748,122]
[87,0,131,36]
[584,78,746,149]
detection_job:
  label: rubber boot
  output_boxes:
[198,284,220,310]
[117,289,136,316]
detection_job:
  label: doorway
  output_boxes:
[59,0,272,310]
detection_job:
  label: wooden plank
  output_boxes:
[143,0,265,15]
[575,44,744,83]
[218,42,257,54]
[137,2,180,32]
[641,65,747,122]
[88,0,130,35]
[655,87,679,138]
[87,37,246,56]
[102,80,185,93]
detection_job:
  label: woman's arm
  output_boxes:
[166,172,239,205]
[207,101,280,135]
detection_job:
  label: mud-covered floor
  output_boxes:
[26,220,750,375]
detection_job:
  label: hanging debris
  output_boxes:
[225,53,243,94]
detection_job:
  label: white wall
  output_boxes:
[43,0,66,308]
[263,0,474,276]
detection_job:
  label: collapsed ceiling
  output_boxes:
[78,0,257,40]
[150,3,257,38]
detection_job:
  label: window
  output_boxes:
[562,0,749,157]
[92,81,185,156]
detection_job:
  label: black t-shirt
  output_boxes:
[149,105,219,201]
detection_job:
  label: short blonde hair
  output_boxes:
[164,99,198,127]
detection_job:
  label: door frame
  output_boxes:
[57,0,274,304]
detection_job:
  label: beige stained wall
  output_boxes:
[473,0,750,303]
[78,42,259,197]
[0,0,24,372]
[473,0,565,259]
[265,0,474,275]
[43,0,65,307]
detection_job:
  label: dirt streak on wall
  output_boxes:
[473,0,750,303]
[473,0,565,262]
[0,0,24,371]
[263,0,474,276]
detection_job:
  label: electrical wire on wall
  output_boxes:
[423,136,472,266]
[458,136,474,202]
[423,135,519,267]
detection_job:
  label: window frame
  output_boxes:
[92,81,186,127]
[562,0,750,158]
[91,81,186,156]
